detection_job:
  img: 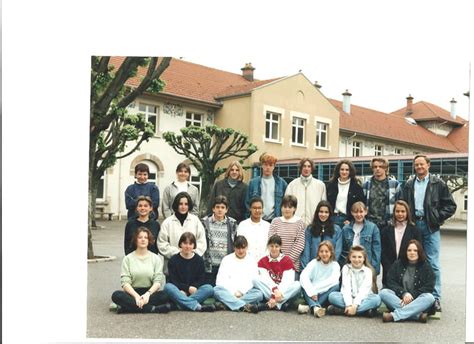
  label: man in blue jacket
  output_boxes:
[401,154,456,313]
[245,153,287,222]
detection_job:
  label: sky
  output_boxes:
[2,0,473,343]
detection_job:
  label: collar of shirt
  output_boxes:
[280,215,301,223]
[210,215,227,225]
[267,253,284,262]
[415,173,430,183]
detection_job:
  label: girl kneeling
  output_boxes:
[328,245,381,317]
[380,239,435,323]
[253,234,301,311]
[299,240,341,317]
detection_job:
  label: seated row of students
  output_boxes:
[113,226,434,323]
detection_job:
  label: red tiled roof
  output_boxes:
[330,99,460,152]
[447,123,469,153]
[108,57,278,104]
[390,101,466,125]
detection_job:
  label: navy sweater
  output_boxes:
[124,182,160,219]
[167,253,207,292]
[124,218,160,255]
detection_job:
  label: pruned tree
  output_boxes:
[439,175,468,193]
[89,56,171,259]
[163,125,258,216]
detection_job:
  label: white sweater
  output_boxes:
[340,264,374,306]
[300,259,340,297]
[285,176,327,226]
[237,218,270,262]
[216,253,259,295]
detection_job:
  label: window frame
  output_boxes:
[352,141,362,157]
[315,121,329,149]
[185,112,203,127]
[291,116,306,146]
[138,102,159,136]
[265,110,281,142]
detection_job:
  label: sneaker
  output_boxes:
[326,305,345,316]
[115,305,123,314]
[434,299,442,312]
[214,302,228,311]
[200,304,216,312]
[382,312,394,322]
[313,306,326,318]
[242,303,259,314]
[298,304,310,314]
[152,303,171,314]
[257,302,271,312]
[363,308,377,318]
[419,312,428,323]
[280,302,291,312]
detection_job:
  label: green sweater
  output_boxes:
[120,251,165,288]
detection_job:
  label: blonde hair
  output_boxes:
[224,160,244,181]
[347,245,378,293]
[316,240,335,262]
[350,201,367,213]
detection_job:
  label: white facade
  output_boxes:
[338,135,425,158]
[98,95,216,219]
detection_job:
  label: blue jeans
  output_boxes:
[253,279,301,309]
[379,288,435,321]
[303,284,340,308]
[328,291,381,314]
[417,219,441,300]
[213,286,264,311]
[164,283,214,311]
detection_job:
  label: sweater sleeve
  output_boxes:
[167,255,189,291]
[152,254,165,287]
[120,256,132,287]
[288,221,306,267]
[150,184,160,211]
[215,255,233,292]
[161,185,173,218]
[299,259,317,296]
[194,219,207,256]
[192,255,207,288]
[124,222,134,255]
[340,265,353,306]
[124,185,136,211]
[157,220,179,259]
[353,267,374,306]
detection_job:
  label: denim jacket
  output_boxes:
[339,219,381,275]
[300,224,342,270]
[245,174,288,219]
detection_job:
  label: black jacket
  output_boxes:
[386,259,435,299]
[381,223,422,286]
[401,174,457,232]
[326,178,365,221]
[209,179,248,223]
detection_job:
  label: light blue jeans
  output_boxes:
[164,283,214,311]
[253,279,301,309]
[328,291,381,314]
[417,219,441,300]
[303,284,340,308]
[213,285,264,311]
[379,288,435,321]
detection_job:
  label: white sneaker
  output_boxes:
[298,304,310,314]
[313,306,326,318]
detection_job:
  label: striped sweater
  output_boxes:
[268,216,306,272]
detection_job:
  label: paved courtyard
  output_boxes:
[87,220,467,342]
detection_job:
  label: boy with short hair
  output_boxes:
[213,236,264,313]
[125,163,160,220]
[201,195,238,286]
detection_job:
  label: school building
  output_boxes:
[95,57,468,220]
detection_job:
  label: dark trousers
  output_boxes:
[111,287,169,313]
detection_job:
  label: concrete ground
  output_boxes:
[87,219,467,342]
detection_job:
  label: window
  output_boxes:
[394,148,403,155]
[138,103,159,135]
[190,175,201,192]
[464,194,468,211]
[265,111,281,141]
[374,145,383,156]
[186,112,203,127]
[291,117,305,145]
[316,122,328,148]
[352,141,362,157]
[96,173,105,200]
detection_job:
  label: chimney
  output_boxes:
[406,94,414,116]
[241,63,255,81]
[314,81,322,89]
[450,98,457,119]
[342,89,352,114]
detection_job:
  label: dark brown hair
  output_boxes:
[135,163,150,175]
[401,239,427,265]
[178,232,197,249]
[131,227,155,247]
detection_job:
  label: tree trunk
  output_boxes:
[199,173,216,218]
[88,138,98,259]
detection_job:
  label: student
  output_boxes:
[339,201,381,275]
[245,153,287,222]
[381,200,421,286]
[285,158,326,226]
[158,232,216,312]
[380,240,435,323]
[299,241,341,317]
[326,160,365,228]
[237,197,270,262]
[268,195,306,274]
[253,235,301,311]
[111,228,169,313]
[124,196,160,255]
[301,201,342,270]
[209,161,248,223]
[213,236,264,313]
[162,163,200,218]
[124,163,160,220]
[327,245,381,317]
[201,196,238,286]
[158,192,207,272]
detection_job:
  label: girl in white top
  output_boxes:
[328,245,381,317]
[299,240,341,317]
